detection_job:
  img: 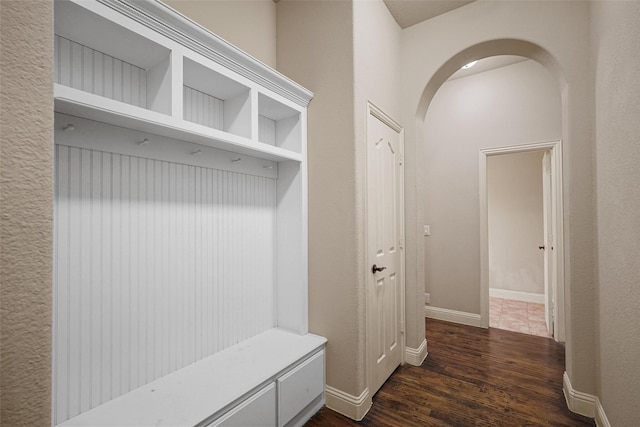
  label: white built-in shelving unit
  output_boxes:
[52,1,325,426]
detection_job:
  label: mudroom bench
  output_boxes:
[58,329,326,427]
[52,1,323,426]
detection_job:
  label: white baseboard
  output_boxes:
[489,288,545,304]
[425,306,482,328]
[325,385,371,421]
[595,398,611,427]
[404,338,428,366]
[563,371,596,418]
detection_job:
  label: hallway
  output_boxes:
[305,319,594,426]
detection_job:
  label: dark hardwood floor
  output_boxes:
[305,319,595,427]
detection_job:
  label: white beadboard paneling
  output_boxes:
[53,144,276,424]
[184,85,224,130]
[55,35,147,109]
[259,115,276,146]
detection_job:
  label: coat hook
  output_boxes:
[137,138,150,146]
[191,149,202,156]
[231,157,242,162]
[63,124,75,131]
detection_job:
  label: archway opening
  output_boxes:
[416,40,568,343]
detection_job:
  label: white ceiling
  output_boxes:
[383,0,475,29]
[380,2,527,81]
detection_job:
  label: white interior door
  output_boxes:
[542,151,554,335]
[367,105,403,396]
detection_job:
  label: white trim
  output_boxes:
[562,373,611,426]
[479,140,565,340]
[489,288,545,304]
[368,103,403,132]
[595,398,611,427]
[96,0,313,107]
[364,101,406,396]
[563,371,596,418]
[324,386,372,422]
[404,339,428,366]
[425,306,482,328]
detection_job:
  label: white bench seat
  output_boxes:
[58,329,326,427]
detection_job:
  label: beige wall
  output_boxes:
[591,1,640,425]
[423,60,559,312]
[400,0,596,395]
[352,0,404,391]
[488,151,545,295]
[352,0,432,357]
[165,0,277,68]
[277,0,402,411]
[277,0,359,398]
[0,1,54,425]
[4,0,639,424]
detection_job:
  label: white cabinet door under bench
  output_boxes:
[207,383,276,427]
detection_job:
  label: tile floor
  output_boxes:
[490,297,552,338]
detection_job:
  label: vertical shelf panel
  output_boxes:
[276,161,307,334]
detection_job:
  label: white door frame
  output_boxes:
[479,140,565,341]
[542,150,554,334]
[365,101,406,392]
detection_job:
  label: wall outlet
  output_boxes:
[424,225,431,236]
[424,293,431,304]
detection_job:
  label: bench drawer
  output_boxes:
[277,351,324,427]
[208,383,276,427]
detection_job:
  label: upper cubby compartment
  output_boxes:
[183,57,251,139]
[258,93,302,154]
[52,0,312,163]
[54,0,172,115]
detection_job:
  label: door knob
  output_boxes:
[539,245,545,250]
[372,264,387,274]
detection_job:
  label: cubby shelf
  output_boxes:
[53,0,310,165]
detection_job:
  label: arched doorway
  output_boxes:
[417,53,565,341]
[415,42,568,332]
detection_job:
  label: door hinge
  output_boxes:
[401,320,405,334]
[399,154,404,166]
[399,238,404,249]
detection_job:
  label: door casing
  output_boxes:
[479,140,565,341]
[542,150,555,334]
[365,101,406,397]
